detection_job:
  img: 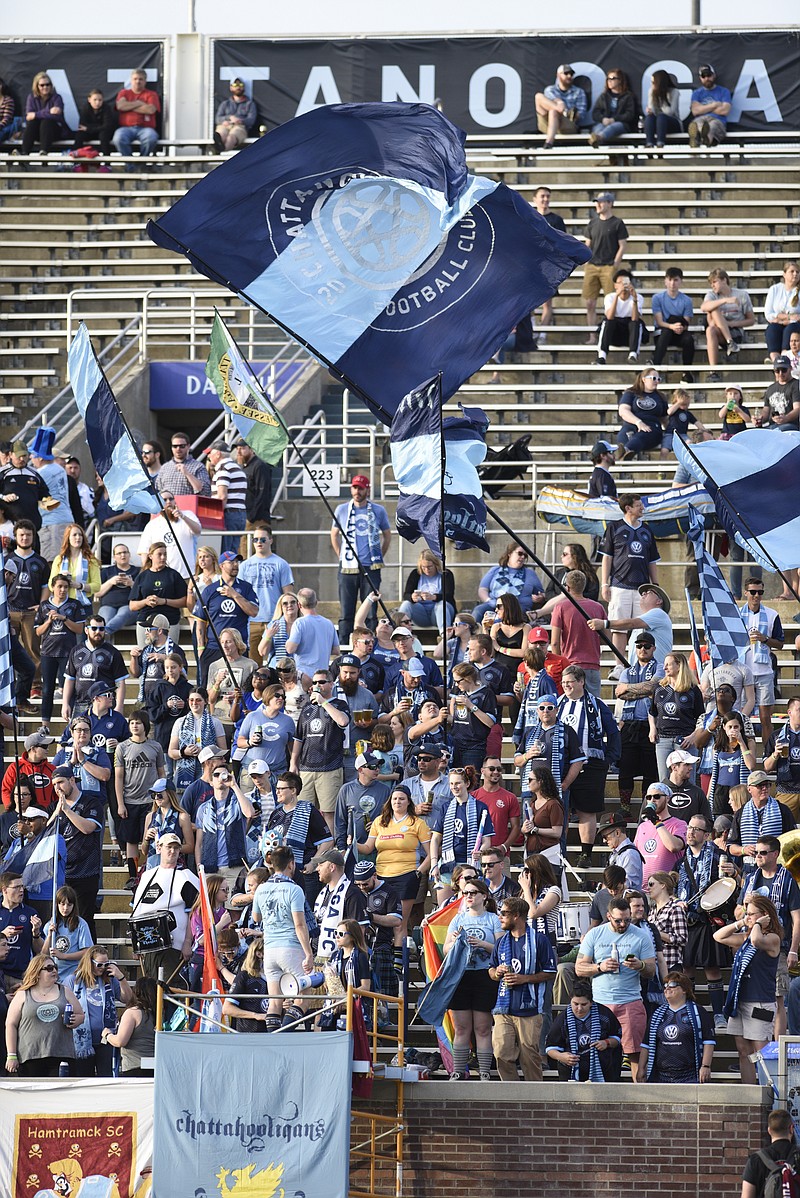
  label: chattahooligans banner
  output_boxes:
[151,1032,352,1198]
[0,1077,155,1198]
[212,31,800,134]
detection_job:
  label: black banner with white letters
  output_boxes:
[212,32,800,134]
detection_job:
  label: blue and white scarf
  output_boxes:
[339,501,383,571]
[244,786,278,866]
[441,795,478,867]
[263,800,313,868]
[493,927,549,1015]
[740,797,784,847]
[645,1001,704,1080]
[519,721,564,797]
[677,841,717,905]
[174,711,218,791]
[742,866,794,946]
[137,636,176,702]
[145,807,181,869]
[72,977,117,1058]
[516,671,557,734]
[198,791,247,871]
[565,1002,604,1082]
[707,748,749,809]
[557,692,605,759]
[723,937,758,1018]
[740,603,771,667]
[621,657,660,722]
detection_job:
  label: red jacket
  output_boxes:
[2,756,55,811]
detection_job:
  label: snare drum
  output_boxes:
[128,912,175,954]
[700,877,737,913]
[556,902,591,944]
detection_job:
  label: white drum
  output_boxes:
[556,902,591,944]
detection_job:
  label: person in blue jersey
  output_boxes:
[637,970,715,1083]
[714,894,781,1085]
[330,474,391,645]
[197,552,258,687]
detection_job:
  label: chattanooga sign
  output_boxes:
[213,31,798,134]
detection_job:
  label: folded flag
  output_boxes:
[391,375,489,553]
[675,429,800,572]
[68,323,160,515]
[20,822,65,895]
[205,313,289,466]
[686,505,749,668]
[0,550,13,708]
[148,102,591,421]
[416,925,470,1030]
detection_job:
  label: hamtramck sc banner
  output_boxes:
[151,1031,352,1198]
[0,41,164,133]
[212,31,799,135]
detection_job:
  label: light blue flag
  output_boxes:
[686,505,749,668]
[0,549,13,707]
[68,323,160,515]
[152,1031,351,1198]
[415,927,470,1027]
[675,429,800,572]
[20,822,65,897]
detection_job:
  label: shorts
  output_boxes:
[117,803,151,847]
[449,967,499,1012]
[604,999,647,1054]
[753,674,775,707]
[725,999,776,1040]
[777,791,800,819]
[536,111,579,135]
[263,943,306,986]
[608,587,642,621]
[777,952,790,999]
[380,869,419,901]
[299,768,343,813]
[569,757,608,814]
[582,264,616,303]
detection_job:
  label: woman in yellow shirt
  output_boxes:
[358,785,431,944]
[48,524,101,614]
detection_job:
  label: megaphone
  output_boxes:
[279,970,325,996]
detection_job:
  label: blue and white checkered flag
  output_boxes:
[0,549,14,707]
[687,506,749,668]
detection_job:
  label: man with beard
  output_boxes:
[514,694,585,808]
[333,752,390,855]
[263,771,332,901]
[380,658,440,724]
[352,858,402,995]
[197,552,258,686]
[62,614,127,721]
[331,654,379,782]
[331,627,385,699]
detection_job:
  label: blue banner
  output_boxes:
[149,361,304,411]
[152,1031,352,1198]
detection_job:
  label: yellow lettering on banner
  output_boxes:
[218,353,281,428]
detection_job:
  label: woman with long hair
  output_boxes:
[0,76,21,145]
[473,543,545,622]
[706,711,757,818]
[486,593,531,674]
[617,368,669,460]
[588,68,639,148]
[443,877,503,1080]
[648,652,704,781]
[141,782,194,868]
[434,612,478,674]
[147,652,191,762]
[34,573,86,732]
[103,977,159,1076]
[168,687,227,791]
[221,939,270,1031]
[66,945,134,1076]
[48,524,100,614]
[764,260,800,362]
[188,873,233,994]
[399,548,456,631]
[637,971,715,1082]
[207,628,257,721]
[647,872,688,972]
[21,71,67,156]
[714,894,782,1084]
[519,766,565,869]
[187,545,220,657]
[358,785,431,944]
[129,541,187,646]
[519,852,562,946]
[539,543,600,614]
[5,954,84,1076]
[258,591,300,665]
[643,70,681,148]
[42,885,93,983]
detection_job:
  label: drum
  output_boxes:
[700,877,737,912]
[556,902,591,944]
[128,912,175,953]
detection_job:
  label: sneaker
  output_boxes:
[627,351,639,363]
[706,371,722,382]
[543,140,554,150]
[595,355,607,365]
[30,686,41,700]
[588,132,601,148]
[213,131,224,153]
[700,122,711,146]
[688,121,700,148]
[680,371,695,384]
[643,141,654,149]
[714,1013,728,1031]
[576,852,593,870]
[479,1071,492,1082]
[726,340,739,356]
[449,1072,465,1081]
[124,877,139,892]
[608,665,624,681]
[764,356,775,366]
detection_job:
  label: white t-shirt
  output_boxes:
[131,865,200,950]
[627,608,673,665]
[138,512,202,579]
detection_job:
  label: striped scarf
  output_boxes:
[264,800,313,868]
[137,636,176,702]
[493,927,548,1015]
[557,692,605,759]
[72,978,118,1058]
[145,807,181,869]
[645,1001,703,1081]
[565,1002,604,1082]
[723,938,758,1018]
[520,721,564,796]
[621,657,659,721]
[175,711,218,790]
[517,670,556,730]
[740,797,783,847]
[339,501,383,571]
[740,603,771,667]
[677,841,716,904]
[742,866,794,949]
[441,795,478,867]
[707,748,750,809]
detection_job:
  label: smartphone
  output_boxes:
[751,1006,774,1023]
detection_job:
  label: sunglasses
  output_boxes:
[41,964,58,972]
[276,667,294,673]
[171,442,188,449]
[607,74,621,81]
[142,449,154,455]
[252,536,268,542]
[561,70,575,76]
[416,754,435,762]
[335,930,349,938]
[747,589,764,595]
[212,770,229,778]
[483,861,502,869]
[463,890,481,897]
[775,367,790,373]
[537,704,555,712]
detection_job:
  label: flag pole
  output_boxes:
[484,503,629,666]
[437,373,448,714]
[50,820,59,934]
[677,434,800,607]
[0,548,24,824]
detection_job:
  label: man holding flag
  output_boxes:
[740,578,783,749]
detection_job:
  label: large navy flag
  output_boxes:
[391,376,490,553]
[0,550,13,708]
[675,429,800,572]
[687,505,749,668]
[147,102,591,421]
[68,323,160,515]
[153,1031,351,1198]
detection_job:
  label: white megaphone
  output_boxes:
[279,969,325,996]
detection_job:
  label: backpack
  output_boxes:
[758,1148,800,1198]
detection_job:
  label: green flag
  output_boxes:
[205,314,289,466]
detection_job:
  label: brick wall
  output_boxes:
[350,1081,771,1198]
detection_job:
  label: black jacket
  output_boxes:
[592,89,640,132]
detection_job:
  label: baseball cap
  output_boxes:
[199,745,226,763]
[416,740,444,757]
[353,859,377,881]
[557,63,575,74]
[88,681,115,701]
[591,440,615,459]
[149,778,168,793]
[350,474,370,489]
[219,551,242,563]
[402,658,425,678]
[24,731,55,750]
[634,631,656,647]
[713,815,732,833]
[593,191,615,203]
[390,626,413,640]
[148,613,171,630]
[638,583,671,613]
[699,63,716,74]
[645,783,672,798]
[156,831,182,847]
[748,770,770,786]
[355,751,381,771]
[205,440,228,454]
[774,355,792,371]
[666,748,699,767]
[230,77,245,88]
[52,766,74,780]
[21,807,49,821]
[307,847,345,870]
[338,653,361,669]
[248,759,270,775]
[528,627,550,644]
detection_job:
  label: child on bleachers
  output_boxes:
[661,388,712,459]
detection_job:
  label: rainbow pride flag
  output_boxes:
[420,897,461,1073]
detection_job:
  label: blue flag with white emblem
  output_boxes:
[68,323,160,515]
[686,505,749,668]
[675,429,800,573]
[147,102,591,421]
[391,375,490,553]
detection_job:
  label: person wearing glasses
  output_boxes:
[534,63,587,151]
[96,542,140,636]
[688,64,731,148]
[756,354,800,431]
[727,772,796,873]
[237,682,295,775]
[0,871,44,982]
[429,769,494,900]
[636,971,715,1084]
[21,72,67,157]
[138,490,202,579]
[155,432,211,498]
[588,69,639,149]
[140,441,164,481]
[739,578,784,748]
[5,954,83,1077]
[194,762,255,879]
[64,944,133,1077]
[473,544,544,625]
[739,833,800,1038]
[480,847,519,905]
[443,878,503,1080]
[238,525,294,660]
[62,614,127,721]
[488,895,556,1082]
[514,694,584,813]
[319,920,372,1030]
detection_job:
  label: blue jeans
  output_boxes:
[222,508,247,555]
[98,603,137,635]
[766,321,800,355]
[112,126,159,157]
[398,598,454,632]
[592,121,627,143]
[643,113,681,145]
[617,421,662,456]
[338,568,381,644]
[655,736,697,783]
